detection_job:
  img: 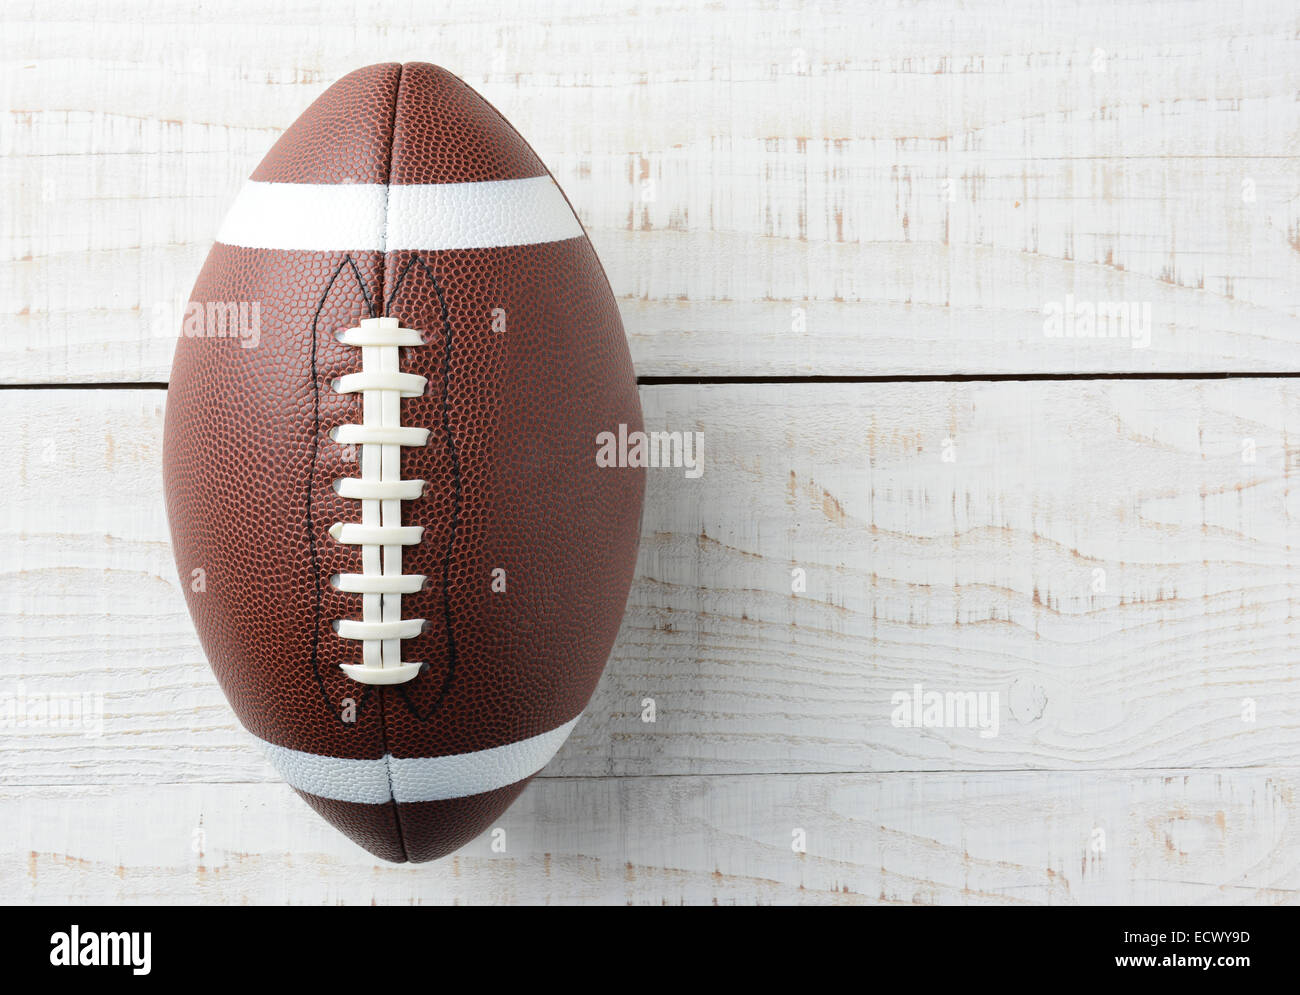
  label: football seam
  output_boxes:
[378,64,410,862]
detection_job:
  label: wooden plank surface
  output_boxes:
[4,0,1298,906]
[3,0,1299,382]
[5,773,1297,905]
[3,383,1297,789]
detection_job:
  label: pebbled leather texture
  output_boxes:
[297,782,532,864]
[163,63,644,863]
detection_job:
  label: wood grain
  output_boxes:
[4,773,1297,905]
[3,0,1298,382]
[3,383,1297,788]
[4,0,1299,906]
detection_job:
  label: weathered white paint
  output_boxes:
[4,773,1297,905]
[2,0,1298,382]
[2,384,1297,790]
[3,0,1298,905]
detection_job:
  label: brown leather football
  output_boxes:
[162,63,644,863]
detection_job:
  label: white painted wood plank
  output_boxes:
[4,772,1297,904]
[3,383,1297,783]
[2,0,1298,381]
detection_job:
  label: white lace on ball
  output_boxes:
[329,316,429,685]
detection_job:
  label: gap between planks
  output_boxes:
[6,370,1300,392]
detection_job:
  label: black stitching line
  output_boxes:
[308,254,377,724]
[387,254,460,722]
[384,253,419,309]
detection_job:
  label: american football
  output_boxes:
[162,63,645,863]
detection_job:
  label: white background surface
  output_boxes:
[2,0,1299,904]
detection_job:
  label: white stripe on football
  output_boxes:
[216,176,584,252]
[258,716,582,805]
